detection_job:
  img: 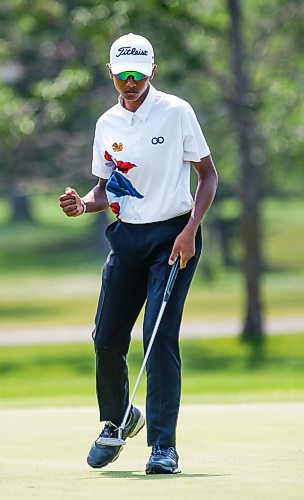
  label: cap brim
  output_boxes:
[110,61,153,77]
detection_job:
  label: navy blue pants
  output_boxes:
[93,212,202,446]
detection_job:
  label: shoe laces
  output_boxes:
[99,421,118,439]
[152,446,176,460]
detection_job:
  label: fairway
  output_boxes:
[1,404,303,499]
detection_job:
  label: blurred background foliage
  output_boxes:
[1,0,303,189]
[0,0,303,341]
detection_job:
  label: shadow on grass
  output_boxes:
[0,303,61,319]
[81,471,230,480]
[1,338,304,380]
[128,339,303,374]
[245,341,266,370]
[0,345,94,376]
[178,341,268,372]
[0,216,109,273]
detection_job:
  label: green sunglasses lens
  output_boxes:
[116,71,148,81]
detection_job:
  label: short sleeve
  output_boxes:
[182,104,210,162]
[91,121,112,179]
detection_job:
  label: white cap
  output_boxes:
[109,33,154,77]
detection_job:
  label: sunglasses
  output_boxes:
[115,71,148,81]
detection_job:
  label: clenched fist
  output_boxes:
[59,187,84,217]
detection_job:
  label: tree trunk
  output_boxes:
[10,188,32,222]
[227,0,264,341]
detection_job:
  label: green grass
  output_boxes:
[1,195,303,274]
[263,197,304,271]
[1,404,304,499]
[0,195,303,327]
[0,219,99,274]
[0,192,111,275]
[0,269,303,328]
[0,334,303,408]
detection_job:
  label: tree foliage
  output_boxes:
[0,0,303,192]
[0,0,303,337]
[0,0,304,191]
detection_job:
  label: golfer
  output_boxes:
[59,33,218,474]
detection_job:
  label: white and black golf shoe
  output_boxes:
[145,445,181,474]
[87,407,145,469]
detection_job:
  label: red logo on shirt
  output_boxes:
[104,150,113,162]
[104,150,136,174]
[110,202,120,216]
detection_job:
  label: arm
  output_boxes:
[169,155,218,268]
[59,178,109,217]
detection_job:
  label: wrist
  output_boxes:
[80,199,87,215]
[186,217,198,234]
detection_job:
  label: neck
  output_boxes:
[123,86,150,112]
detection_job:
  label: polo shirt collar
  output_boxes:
[118,84,157,125]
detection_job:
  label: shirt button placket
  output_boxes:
[133,116,141,160]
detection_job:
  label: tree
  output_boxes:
[227,0,263,340]
[0,0,303,332]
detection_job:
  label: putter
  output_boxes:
[99,255,181,446]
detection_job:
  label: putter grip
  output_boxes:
[164,256,180,302]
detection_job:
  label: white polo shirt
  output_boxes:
[92,84,210,223]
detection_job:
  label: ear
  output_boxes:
[149,64,157,81]
[106,63,113,79]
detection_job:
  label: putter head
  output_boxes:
[97,436,126,446]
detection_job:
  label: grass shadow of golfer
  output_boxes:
[82,471,230,480]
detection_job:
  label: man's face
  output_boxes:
[108,65,157,105]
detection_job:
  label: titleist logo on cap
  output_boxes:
[116,46,149,57]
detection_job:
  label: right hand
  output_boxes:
[59,187,83,217]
